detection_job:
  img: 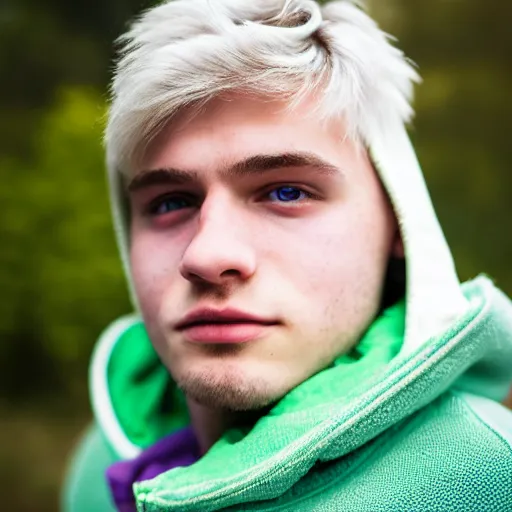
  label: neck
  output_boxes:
[186,398,268,455]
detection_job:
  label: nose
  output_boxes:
[179,191,257,285]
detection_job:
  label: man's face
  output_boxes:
[129,94,399,411]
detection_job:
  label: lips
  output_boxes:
[175,308,279,344]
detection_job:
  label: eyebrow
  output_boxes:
[127,168,198,192]
[127,151,341,193]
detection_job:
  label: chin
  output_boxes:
[176,364,284,412]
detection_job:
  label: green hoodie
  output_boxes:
[63,276,512,511]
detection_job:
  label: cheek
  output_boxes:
[130,229,184,316]
[269,200,393,326]
[279,207,391,286]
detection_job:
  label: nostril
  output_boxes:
[220,269,241,278]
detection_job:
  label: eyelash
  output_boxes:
[146,185,317,217]
[147,194,194,216]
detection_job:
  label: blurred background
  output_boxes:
[0,0,511,510]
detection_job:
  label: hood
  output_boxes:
[98,94,509,448]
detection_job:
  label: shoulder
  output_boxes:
[451,391,512,448]
[407,390,512,464]
[61,423,118,512]
[344,391,512,511]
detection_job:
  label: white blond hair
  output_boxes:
[105,0,420,175]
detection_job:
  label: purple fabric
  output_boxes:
[106,426,200,512]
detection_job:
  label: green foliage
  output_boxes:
[0,88,130,397]
[371,0,512,293]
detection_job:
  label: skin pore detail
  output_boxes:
[128,93,402,454]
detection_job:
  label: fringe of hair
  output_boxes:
[105,0,420,175]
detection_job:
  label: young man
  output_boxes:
[63,1,512,510]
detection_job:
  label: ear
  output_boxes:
[391,229,405,259]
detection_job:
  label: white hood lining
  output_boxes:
[90,314,143,460]
[368,116,468,353]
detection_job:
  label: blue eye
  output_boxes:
[268,186,309,203]
[151,196,191,216]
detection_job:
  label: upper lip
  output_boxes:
[175,308,279,330]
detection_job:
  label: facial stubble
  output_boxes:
[177,345,278,411]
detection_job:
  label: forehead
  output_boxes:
[138,93,364,178]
